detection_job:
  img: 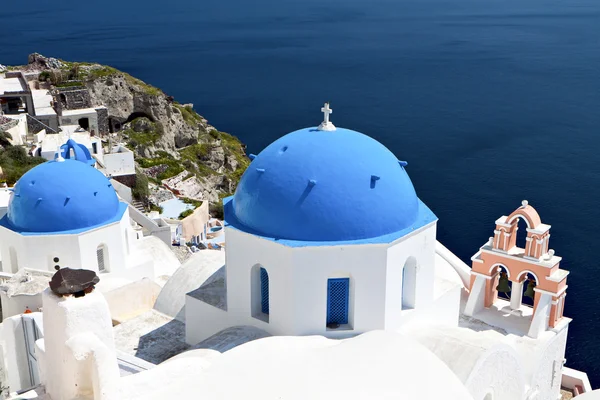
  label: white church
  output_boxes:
[0,138,178,316]
[0,104,595,400]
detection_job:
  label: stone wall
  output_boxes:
[54,87,91,110]
[95,107,109,135]
[112,173,137,189]
[26,114,58,135]
[26,115,47,135]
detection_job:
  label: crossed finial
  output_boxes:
[317,102,336,131]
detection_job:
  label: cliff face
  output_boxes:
[8,54,249,204]
[86,73,201,153]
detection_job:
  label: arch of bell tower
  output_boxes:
[465,200,570,338]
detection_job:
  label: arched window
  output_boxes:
[402,257,417,310]
[514,217,529,251]
[260,267,269,315]
[96,244,109,273]
[251,264,269,322]
[327,278,350,327]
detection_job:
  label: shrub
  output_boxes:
[178,209,194,219]
[132,169,149,202]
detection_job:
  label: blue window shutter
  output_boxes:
[327,278,349,325]
[260,267,269,315]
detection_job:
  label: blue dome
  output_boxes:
[230,127,424,242]
[6,159,121,233]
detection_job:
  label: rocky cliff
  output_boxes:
[6,54,249,205]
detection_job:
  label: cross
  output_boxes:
[321,102,332,124]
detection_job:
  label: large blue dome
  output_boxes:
[6,159,121,233]
[229,127,431,243]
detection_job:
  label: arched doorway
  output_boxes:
[402,257,417,310]
[78,117,90,131]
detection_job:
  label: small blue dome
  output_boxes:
[59,138,95,166]
[6,159,120,233]
[230,127,422,242]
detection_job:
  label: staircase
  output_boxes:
[131,200,146,213]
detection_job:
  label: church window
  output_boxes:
[327,278,349,326]
[251,264,269,322]
[402,257,417,310]
[260,267,269,314]
[96,244,108,273]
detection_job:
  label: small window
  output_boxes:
[260,267,269,314]
[92,143,98,154]
[96,244,108,272]
[251,264,269,322]
[327,278,349,326]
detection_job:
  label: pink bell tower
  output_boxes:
[464,201,570,338]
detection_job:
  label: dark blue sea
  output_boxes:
[2,0,600,386]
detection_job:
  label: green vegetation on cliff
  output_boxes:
[5,54,250,211]
[0,147,46,185]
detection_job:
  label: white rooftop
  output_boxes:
[116,331,474,400]
[61,107,98,116]
[0,76,26,95]
[32,89,56,116]
[38,128,98,151]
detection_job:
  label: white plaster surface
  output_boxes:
[103,278,162,324]
[0,187,11,219]
[39,289,116,400]
[0,77,25,94]
[155,251,224,321]
[60,109,99,136]
[118,331,474,400]
[31,90,55,116]
[113,309,188,364]
[102,146,134,177]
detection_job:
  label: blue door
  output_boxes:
[327,278,349,324]
[260,267,269,314]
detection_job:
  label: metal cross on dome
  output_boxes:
[318,102,336,131]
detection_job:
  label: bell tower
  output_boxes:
[464,201,569,338]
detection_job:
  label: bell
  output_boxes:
[524,280,536,299]
[496,272,511,294]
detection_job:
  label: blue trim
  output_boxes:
[0,202,128,236]
[260,267,269,315]
[327,278,349,325]
[224,196,437,247]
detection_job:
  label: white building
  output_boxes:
[32,128,103,165]
[186,109,447,341]
[181,104,588,400]
[102,143,135,178]
[0,150,176,318]
[0,104,593,400]
[60,108,99,136]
